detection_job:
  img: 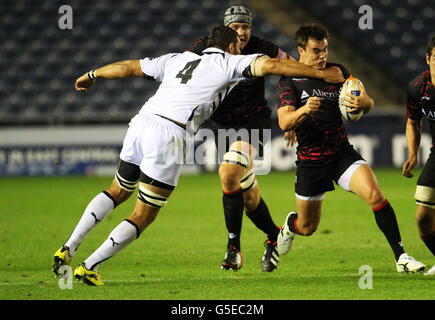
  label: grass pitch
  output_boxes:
[0,169,434,300]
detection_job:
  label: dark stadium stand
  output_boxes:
[0,0,294,125]
[1,0,433,125]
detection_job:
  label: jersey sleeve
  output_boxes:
[225,53,261,82]
[407,74,424,121]
[277,77,298,109]
[139,53,176,82]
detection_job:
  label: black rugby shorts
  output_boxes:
[295,145,365,197]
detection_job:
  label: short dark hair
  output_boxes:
[294,24,329,49]
[207,24,239,51]
[426,34,435,57]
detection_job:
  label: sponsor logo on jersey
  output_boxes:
[300,90,310,100]
[311,88,339,99]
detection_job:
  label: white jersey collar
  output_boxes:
[202,47,226,55]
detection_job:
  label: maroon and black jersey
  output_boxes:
[189,35,286,129]
[407,69,435,146]
[277,63,351,163]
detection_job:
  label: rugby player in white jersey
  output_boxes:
[52,25,344,286]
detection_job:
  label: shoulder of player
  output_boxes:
[407,70,430,98]
[325,62,350,78]
[277,76,298,91]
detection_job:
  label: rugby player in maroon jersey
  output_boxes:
[402,35,435,275]
[276,23,425,273]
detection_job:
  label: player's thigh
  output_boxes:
[348,164,384,206]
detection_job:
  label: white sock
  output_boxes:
[64,192,116,255]
[84,219,139,270]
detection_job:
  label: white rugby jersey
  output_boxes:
[138,47,261,132]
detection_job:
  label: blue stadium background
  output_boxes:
[0,0,433,175]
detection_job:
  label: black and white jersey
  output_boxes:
[138,48,261,132]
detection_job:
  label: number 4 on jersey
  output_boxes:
[176,59,201,84]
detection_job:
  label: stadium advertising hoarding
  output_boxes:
[0,115,430,176]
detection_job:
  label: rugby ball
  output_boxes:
[338,76,364,123]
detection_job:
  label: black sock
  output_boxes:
[373,199,405,261]
[223,188,244,250]
[287,212,301,235]
[245,197,280,242]
[422,231,435,256]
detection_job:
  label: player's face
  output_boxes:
[426,48,435,75]
[228,22,251,50]
[228,38,242,55]
[298,38,328,69]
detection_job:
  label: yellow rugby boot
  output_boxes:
[52,246,73,278]
[74,263,104,286]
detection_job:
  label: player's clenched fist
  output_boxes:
[302,97,321,115]
[75,74,96,92]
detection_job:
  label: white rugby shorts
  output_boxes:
[119,111,185,187]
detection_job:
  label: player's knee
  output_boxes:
[298,223,318,236]
[415,207,433,225]
[366,188,384,208]
[219,163,243,191]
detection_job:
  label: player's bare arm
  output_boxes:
[75,60,142,92]
[402,118,422,178]
[251,56,344,84]
[342,83,374,113]
[277,97,321,131]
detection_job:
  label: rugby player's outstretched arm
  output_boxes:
[75,60,142,92]
[250,56,344,84]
